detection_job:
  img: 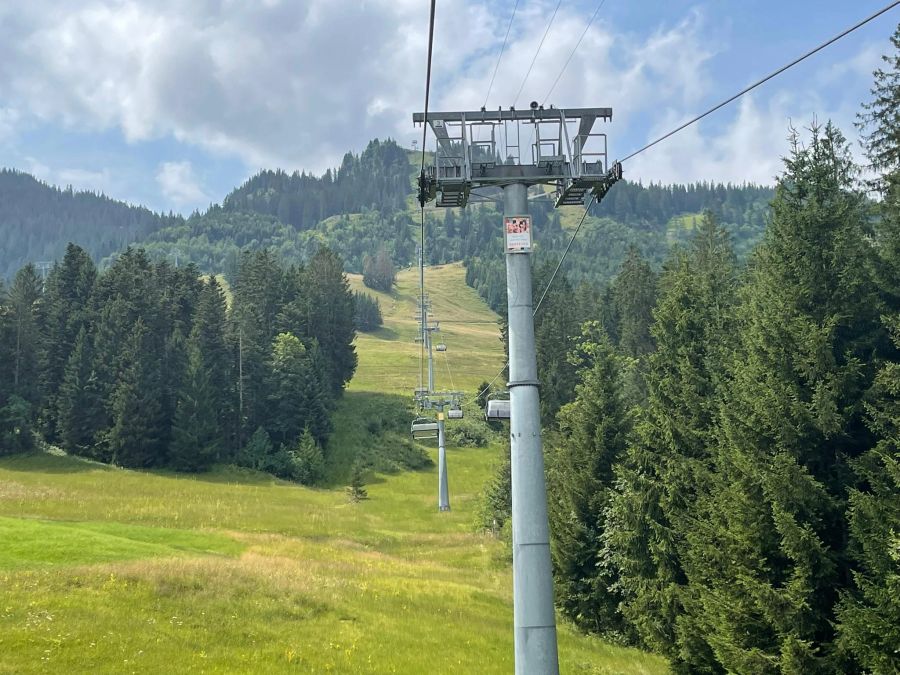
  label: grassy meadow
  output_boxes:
[0,264,667,673]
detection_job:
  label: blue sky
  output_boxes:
[0,0,896,214]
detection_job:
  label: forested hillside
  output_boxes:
[0,244,356,483]
[0,170,177,279]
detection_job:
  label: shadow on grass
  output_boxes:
[0,451,108,474]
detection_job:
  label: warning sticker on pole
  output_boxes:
[504,215,533,253]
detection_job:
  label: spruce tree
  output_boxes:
[604,213,736,671]
[549,331,630,637]
[38,243,97,439]
[107,320,167,468]
[533,263,579,424]
[686,124,881,672]
[57,327,105,457]
[837,316,900,672]
[168,344,221,472]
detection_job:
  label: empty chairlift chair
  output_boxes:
[411,417,439,440]
[448,406,463,420]
[435,342,447,352]
[485,396,511,421]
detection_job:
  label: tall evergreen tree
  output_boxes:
[57,327,105,458]
[169,343,221,472]
[686,124,881,672]
[301,247,357,395]
[107,319,167,468]
[7,264,43,407]
[37,243,97,439]
[836,315,900,672]
[548,331,630,637]
[604,213,737,671]
[534,263,579,424]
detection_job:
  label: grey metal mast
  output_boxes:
[414,104,621,674]
[413,240,457,513]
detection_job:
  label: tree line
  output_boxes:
[0,245,356,484]
[480,28,900,670]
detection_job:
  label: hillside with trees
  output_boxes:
[0,169,178,280]
[0,244,356,484]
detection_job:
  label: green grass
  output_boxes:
[0,264,667,673]
[348,262,505,395]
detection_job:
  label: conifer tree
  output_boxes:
[549,331,630,636]
[686,124,881,672]
[264,333,330,447]
[191,277,232,456]
[604,213,736,670]
[168,344,221,472]
[837,315,900,673]
[7,264,43,408]
[302,247,357,395]
[534,263,578,424]
[107,319,167,468]
[292,426,325,485]
[38,243,97,439]
[57,327,105,457]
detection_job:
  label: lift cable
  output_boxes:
[512,0,563,108]
[483,0,520,109]
[541,0,608,105]
[474,0,900,404]
[441,348,457,392]
[418,0,438,399]
[620,0,900,163]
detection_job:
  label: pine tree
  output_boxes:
[57,327,105,457]
[686,124,881,672]
[168,344,221,472]
[534,263,579,424]
[191,277,232,457]
[857,22,900,189]
[7,264,43,408]
[264,333,330,447]
[38,243,97,440]
[292,427,325,485]
[237,426,274,471]
[107,320,167,468]
[604,213,736,671]
[549,332,630,637]
[302,247,357,395]
[837,316,900,672]
[346,461,369,502]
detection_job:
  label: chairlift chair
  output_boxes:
[485,394,511,421]
[448,406,463,420]
[436,342,447,352]
[411,416,439,440]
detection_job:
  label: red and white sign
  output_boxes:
[504,215,533,253]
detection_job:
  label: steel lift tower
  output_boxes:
[412,247,462,513]
[414,105,621,675]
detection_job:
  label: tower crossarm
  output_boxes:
[413,106,614,206]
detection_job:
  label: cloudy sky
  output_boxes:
[0,0,896,213]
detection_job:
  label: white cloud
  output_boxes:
[156,160,210,209]
[0,0,887,196]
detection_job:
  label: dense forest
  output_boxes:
[0,136,773,294]
[0,244,356,484]
[0,169,178,279]
[479,26,900,673]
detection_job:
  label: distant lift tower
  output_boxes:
[413,105,621,675]
[412,248,462,513]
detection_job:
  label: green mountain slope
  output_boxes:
[0,263,667,673]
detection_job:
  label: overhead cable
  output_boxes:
[542,0,608,105]
[512,0,563,107]
[620,0,900,163]
[483,0,520,109]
